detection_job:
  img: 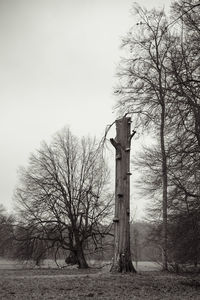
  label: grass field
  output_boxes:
[0,262,200,299]
[0,258,162,271]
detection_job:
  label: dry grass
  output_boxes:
[0,268,200,299]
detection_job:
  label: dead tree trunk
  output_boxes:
[110,117,136,273]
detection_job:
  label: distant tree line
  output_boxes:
[0,202,161,266]
[115,0,200,270]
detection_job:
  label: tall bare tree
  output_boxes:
[14,128,112,268]
[115,0,200,269]
[115,6,174,270]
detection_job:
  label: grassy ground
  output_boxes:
[0,258,162,271]
[0,268,200,299]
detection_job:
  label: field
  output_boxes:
[0,259,200,299]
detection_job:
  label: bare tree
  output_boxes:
[14,128,112,268]
[115,1,200,270]
[115,6,175,270]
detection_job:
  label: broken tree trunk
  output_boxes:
[110,116,136,273]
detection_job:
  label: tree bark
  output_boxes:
[74,232,89,269]
[160,106,168,271]
[76,248,88,269]
[65,250,79,265]
[110,117,136,273]
[67,248,88,269]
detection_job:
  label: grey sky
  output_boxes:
[0,0,172,215]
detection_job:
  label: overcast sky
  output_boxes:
[0,0,172,216]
